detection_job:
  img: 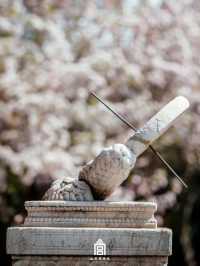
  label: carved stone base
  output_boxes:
[7,201,172,266]
[23,201,157,228]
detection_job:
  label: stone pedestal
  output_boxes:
[7,201,172,266]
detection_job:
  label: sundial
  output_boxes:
[43,94,189,201]
[7,94,188,265]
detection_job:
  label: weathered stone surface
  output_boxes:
[44,96,189,201]
[7,227,171,256]
[126,96,189,156]
[23,201,157,228]
[43,177,94,201]
[7,200,172,266]
[80,96,189,199]
[79,144,136,199]
[12,256,168,266]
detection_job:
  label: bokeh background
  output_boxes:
[0,0,200,265]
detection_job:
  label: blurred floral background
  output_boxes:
[0,0,200,265]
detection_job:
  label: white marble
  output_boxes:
[7,227,172,256]
[23,201,157,228]
[126,96,189,156]
[43,96,189,200]
[7,201,172,266]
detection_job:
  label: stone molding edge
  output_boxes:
[24,201,157,228]
[24,219,156,228]
[7,227,172,256]
[25,200,157,209]
[11,256,168,266]
[25,201,157,211]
